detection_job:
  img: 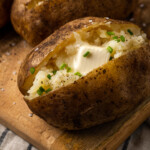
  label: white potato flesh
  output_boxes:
[26,24,147,100]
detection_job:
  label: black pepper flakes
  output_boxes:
[85,81,88,84]
[103,69,106,74]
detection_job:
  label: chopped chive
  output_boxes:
[109,56,113,61]
[107,31,115,36]
[115,39,120,42]
[120,35,125,42]
[47,74,51,80]
[127,29,133,35]
[37,86,45,95]
[83,51,90,57]
[60,63,67,70]
[74,72,82,77]
[30,67,35,74]
[45,88,52,93]
[67,67,71,72]
[112,36,120,42]
[107,46,113,53]
[52,70,57,75]
[116,39,120,42]
[37,89,42,96]
[39,86,45,92]
[112,36,118,40]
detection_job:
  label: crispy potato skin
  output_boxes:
[18,17,150,130]
[0,0,13,28]
[133,0,150,38]
[11,0,137,45]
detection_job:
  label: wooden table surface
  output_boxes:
[0,25,150,150]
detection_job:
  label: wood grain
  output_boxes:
[0,25,150,150]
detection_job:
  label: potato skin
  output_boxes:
[133,0,150,38]
[11,0,137,45]
[18,17,150,130]
[0,0,13,28]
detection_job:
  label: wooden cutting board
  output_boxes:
[0,25,150,150]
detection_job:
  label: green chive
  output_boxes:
[74,72,82,77]
[37,86,45,95]
[112,36,120,42]
[45,88,52,93]
[109,56,113,61]
[52,70,57,75]
[67,67,71,72]
[127,29,133,35]
[107,31,115,36]
[117,39,120,42]
[39,86,45,92]
[112,36,118,40]
[30,67,35,74]
[83,51,90,57]
[120,35,125,42]
[60,63,67,70]
[47,74,51,80]
[107,46,113,53]
[37,89,42,96]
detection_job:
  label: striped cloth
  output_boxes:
[0,119,150,150]
[0,124,37,150]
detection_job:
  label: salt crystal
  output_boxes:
[140,3,145,8]
[5,52,10,56]
[38,1,44,6]
[28,113,33,117]
[142,23,147,27]
[13,71,17,75]
[13,102,16,105]
[17,61,22,64]
[0,88,4,91]
[105,21,112,25]
[10,42,16,47]
[105,17,109,20]
[35,47,39,51]
[89,19,93,23]
[130,18,135,22]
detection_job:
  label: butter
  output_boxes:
[73,44,110,75]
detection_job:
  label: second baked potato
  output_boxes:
[11,0,137,45]
[18,17,150,130]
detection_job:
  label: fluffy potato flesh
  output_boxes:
[26,23,147,100]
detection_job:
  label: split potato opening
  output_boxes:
[25,22,147,100]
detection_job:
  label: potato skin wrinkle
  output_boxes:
[11,0,137,45]
[0,0,13,28]
[18,17,150,130]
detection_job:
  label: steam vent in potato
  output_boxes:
[18,17,150,130]
[11,0,137,45]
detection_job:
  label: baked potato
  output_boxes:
[0,0,13,28]
[18,17,150,130]
[133,0,150,38]
[11,0,137,45]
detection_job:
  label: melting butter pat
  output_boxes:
[73,44,110,75]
